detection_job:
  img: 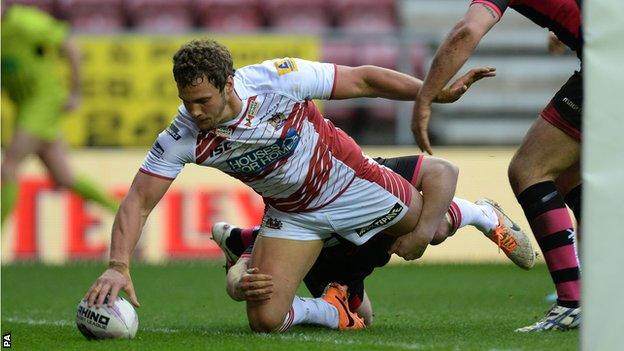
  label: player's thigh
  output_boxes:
[1,129,43,177]
[509,117,580,194]
[37,138,74,187]
[247,235,323,331]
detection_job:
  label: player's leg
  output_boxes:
[356,290,374,327]
[246,236,365,332]
[37,138,118,213]
[380,155,534,267]
[380,155,518,244]
[510,72,582,332]
[213,223,360,331]
[546,162,582,304]
[211,222,259,266]
[1,129,43,225]
[246,235,324,332]
[556,162,582,233]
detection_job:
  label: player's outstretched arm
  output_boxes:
[85,171,173,308]
[226,257,274,302]
[413,3,499,154]
[331,65,495,103]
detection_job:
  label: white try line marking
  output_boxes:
[3,317,428,350]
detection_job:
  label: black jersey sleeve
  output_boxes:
[470,0,509,17]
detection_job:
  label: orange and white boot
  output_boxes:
[321,283,366,331]
[476,198,536,270]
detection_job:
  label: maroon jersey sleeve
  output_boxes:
[470,0,509,18]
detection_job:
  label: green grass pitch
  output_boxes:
[1,262,578,350]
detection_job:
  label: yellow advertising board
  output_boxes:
[1,35,320,147]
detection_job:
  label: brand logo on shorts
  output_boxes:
[355,203,404,236]
[166,123,182,140]
[562,97,581,112]
[150,141,165,158]
[263,216,283,230]
[226,128,300,175]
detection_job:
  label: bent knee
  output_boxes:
[507,157,528,193]
[248,310,286,333]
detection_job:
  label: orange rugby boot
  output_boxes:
[321,283,366,331]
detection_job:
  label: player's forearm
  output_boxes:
[109,196,149,266]
[418,23,482,104]
[359,66,423,100]
[416,160,459,239]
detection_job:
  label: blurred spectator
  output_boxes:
[126,0,195,33]
[194,0,264,32]
[56,0,125,33]
[1,5,119,226]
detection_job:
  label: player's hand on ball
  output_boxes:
[235,267,274,301]
[85,266,140,309]
[434,67,496,103]
[389,232,430,261]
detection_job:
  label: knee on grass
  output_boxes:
[248,310,288,333]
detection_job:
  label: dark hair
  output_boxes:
[172,39,234,91]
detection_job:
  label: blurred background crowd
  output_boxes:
[2,0,579,147]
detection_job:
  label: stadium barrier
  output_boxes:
[0,147,544,264]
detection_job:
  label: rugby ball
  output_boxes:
[76,296,138,340]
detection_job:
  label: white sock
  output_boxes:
[449,197,498,234]
[279,296,339,331]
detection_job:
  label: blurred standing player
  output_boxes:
[213,154,536,329]
[83,39,527,333]
[411,0,582,332]
[1,5,119,226]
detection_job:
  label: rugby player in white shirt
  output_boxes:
[84,39,533,332]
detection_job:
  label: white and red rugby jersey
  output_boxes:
[141,58,411,212]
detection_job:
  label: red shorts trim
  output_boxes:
[139,168,176,181]
[410,155,425,187]
[540,103,581,142]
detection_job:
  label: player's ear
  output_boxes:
[224,75,234,94]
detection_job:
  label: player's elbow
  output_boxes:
[449,20,485,46]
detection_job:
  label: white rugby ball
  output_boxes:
[76,296,138,340]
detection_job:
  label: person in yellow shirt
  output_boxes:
[1,5,118,225]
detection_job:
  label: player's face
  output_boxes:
[178,76,229,131]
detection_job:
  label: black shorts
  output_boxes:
[303,155,423,310]
[541,70,582,141]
